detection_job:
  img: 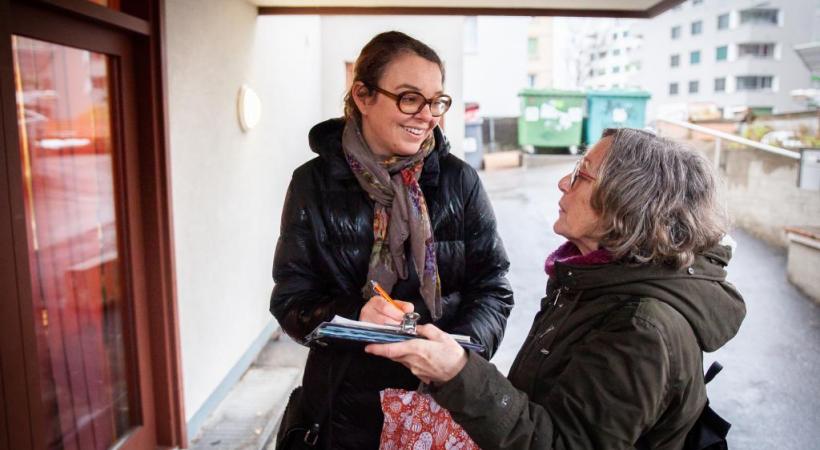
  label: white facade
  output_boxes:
[463,16,529,117]
[636,0,816,120]
[165,1,322,433]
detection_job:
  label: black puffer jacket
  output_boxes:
[270,118,514,449]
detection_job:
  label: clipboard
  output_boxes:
[304,314,486,353]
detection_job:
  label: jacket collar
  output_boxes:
[549,244,745,352]
[308,117,449,187]
[552,245,733,292]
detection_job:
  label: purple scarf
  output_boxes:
[544,241,613,279]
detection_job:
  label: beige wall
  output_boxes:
[527,17,554,89]
[164,0,321,424]
[690,141,820,247]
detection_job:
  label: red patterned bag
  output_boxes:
[379,388,480,450]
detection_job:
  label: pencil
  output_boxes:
[370,280,404,313]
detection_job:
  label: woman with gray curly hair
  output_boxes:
[367,128,747,449]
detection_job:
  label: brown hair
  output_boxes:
[592,128,728,268]
[343,31,445,122]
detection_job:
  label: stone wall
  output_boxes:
[689,140,820,248]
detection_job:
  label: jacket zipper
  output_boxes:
[537,287,566,339]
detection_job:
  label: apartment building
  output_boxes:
[636,0,816,119]
[579,20,644,91]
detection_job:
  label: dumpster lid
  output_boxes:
[518,88,585,97]
[587,89,651,98]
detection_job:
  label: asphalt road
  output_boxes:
[481,161,820,450]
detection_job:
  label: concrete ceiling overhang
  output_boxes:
[795,42,820,73]
[254,0,685,18]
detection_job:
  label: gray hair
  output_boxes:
[592,128,728,268]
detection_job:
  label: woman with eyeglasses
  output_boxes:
[270,31,512,449]
[367,129,747,449]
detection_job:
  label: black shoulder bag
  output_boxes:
[683,361,732,450]
[636,361,732,450]
[275,354,352,449]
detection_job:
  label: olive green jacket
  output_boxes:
[433,245,745,450]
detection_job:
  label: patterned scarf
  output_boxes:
[342,118,442,319]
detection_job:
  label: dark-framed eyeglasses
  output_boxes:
[369,85,452,117]
[569,158,597,189]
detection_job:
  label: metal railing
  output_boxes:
[656,117,801,169]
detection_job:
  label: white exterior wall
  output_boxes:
[164,0,321,424]
[320,16,466,158]
[638,0,815,120]
[462,16,529,117]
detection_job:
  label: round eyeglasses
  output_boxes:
[369,85,452,117]
[569,158,597,189]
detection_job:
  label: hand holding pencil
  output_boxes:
[359,281,415,325]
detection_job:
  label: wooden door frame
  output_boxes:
[0,0,185,448]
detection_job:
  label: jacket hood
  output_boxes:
[307,117,450,184]
[553,244,746,352]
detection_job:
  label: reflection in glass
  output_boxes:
[88,0,120,10]
[13,35,132,450]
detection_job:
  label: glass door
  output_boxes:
[12,35,137,450]
[1,1,183,448]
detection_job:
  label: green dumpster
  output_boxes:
[518,89,585,149]
[585,90,650,144]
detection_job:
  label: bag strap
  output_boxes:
[703,361,722,385]
[302,352,353,446]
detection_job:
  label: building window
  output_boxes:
[598,51,607,58]
[528,73,536,87]
[689,80,699,94]
[670,54,680,67]
[613,49,621,56]
[669,82,679,95]
[623,31,629,37]
[528,37,538,59]
[717,13,730,30]
[736,75,774,91]
[613,33,618,40]
[590,53,596,61]
[740,8,779,25]
[671,26,681,39]
[692,0,703,4]
[691,20,703,35]
[738,43,775,58]
[588,68,594,77]
[690,50,701,64]
[596,68,606,76]
[714,77,726,92]
[613,66,621,74]
[716,46,728,61]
